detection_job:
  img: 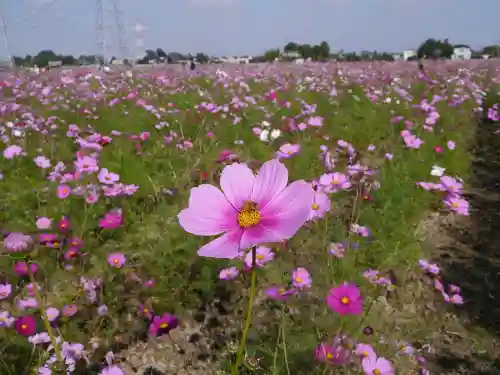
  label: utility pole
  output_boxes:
[112,0,128,62]
[96,0,105,64]
[0,7,13,68]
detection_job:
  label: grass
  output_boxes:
[0,60,498,375]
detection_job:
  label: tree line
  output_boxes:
[11,40,500,68]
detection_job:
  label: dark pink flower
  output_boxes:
[148,313,178,336]
[327,283,363,315]
[15,315,37,336]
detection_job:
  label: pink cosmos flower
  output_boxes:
[15,315,37,336]
[265,286,296,301]
[178,159,314,259]
[244,246,274,268]
[444,195,469,216]
[292,267,312,289]
[3,232,33,252]
[315,342,350,365]
[57,184,71,199]
[107,252,126,268]
[319,172,351,193]
[99,211,123,230]
[355,343,377,359]
[327,283,363,315]
[361,356,395,375]
[219,267,239,280]
[36,217,52,229]
[276,143,301,159]
[308,191,331,220]
[98,168,120,185]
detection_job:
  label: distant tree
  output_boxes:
[284,42,299,52]
[482,45,500,57]
[195,52,210,64]
[60,55,76,66]
[319,41,330,59]
[263,48,280,61]
[13,56,25,67]
[33,50,58,67]
[156,48,168,59]
[298,44,312,59]
[417,38,453,59]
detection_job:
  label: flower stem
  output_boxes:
[28,264,64,369]
[232,246,257,375]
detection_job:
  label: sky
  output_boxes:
[0,0,499,59]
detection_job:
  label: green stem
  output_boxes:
[28,265,64,369]
[232,247,257,375]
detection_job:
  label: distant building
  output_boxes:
[281,51,301,60]
[452,47,472,60]
[402,50,416,61]
[48,60,63,68]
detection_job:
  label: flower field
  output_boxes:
[0,60,499,375]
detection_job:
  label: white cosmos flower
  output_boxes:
[270,129,281,140]
[259,129,270,142]
[430,165,446,177]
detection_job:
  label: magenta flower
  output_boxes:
[361,356,395,375]
[15,315,37,336]
[264,286,296,301]
[13,261,38,276]
[444,195,469,216]
[107,252,126,268]
[57,184,71,199]
[178,159,314,259]
[57,217,71,232]
[292,267,312,289]
[148,313,178,336]
[327,283,363,315]
[99,211,123,230]
[63,304,78,317]
[315,342,350,365]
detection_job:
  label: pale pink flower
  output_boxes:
[178,160,314,259]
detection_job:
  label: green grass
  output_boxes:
[0,65,495,375]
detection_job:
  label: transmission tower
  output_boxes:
[95,0,105,63]
[112,0,128,61]
[0,7,13,67]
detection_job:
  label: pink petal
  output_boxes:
[220,163,255,209]
[178,184,237,235]
[251,159,288,208]
[260,180,314,238]
[197,230,243,259]
[240,225,283,249]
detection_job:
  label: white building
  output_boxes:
[452,47,472,60]
[402,50,416,61]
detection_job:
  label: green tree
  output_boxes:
[417,38,454,59]
[195,52,210,64]
[319,41,330,59]
[284,42,299,52]
[482,45,500,57]
[263,48,280,61]
[33,50,58,67]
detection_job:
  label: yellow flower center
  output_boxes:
[21,324,27,330]
[451,201,459,208]
[257,254,264,260]
[312,203,319,210]
[113,259,119,264]
[326,352,333,359]
[237,201,261,228]
[295,277,302,283]
[340,296,349,305]
[279,288,286,295]
[332,178,339,185]
[373,369,381,375]
[363,351,369,357]
[160,322,168,329]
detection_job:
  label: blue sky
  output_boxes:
[1,0,499,58]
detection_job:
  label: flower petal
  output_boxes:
[220,163,255,209]
[197,230,243,259]
[260,180,315,238]
[178,184,237,235]
[240,225,283,249]
[251,159,288,209]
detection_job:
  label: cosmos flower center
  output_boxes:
[295,277,302,283]
[160,322,168,329]
[451,201,459,208]
[21,324,27,330]
[256,254,264,260]
[312,203,319,210]
[373,369,381,375]
[340,296,349,305]
[332,178,339,185]
[237,201,261,228]
[113,259,119,264]
[326,352,333,359]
